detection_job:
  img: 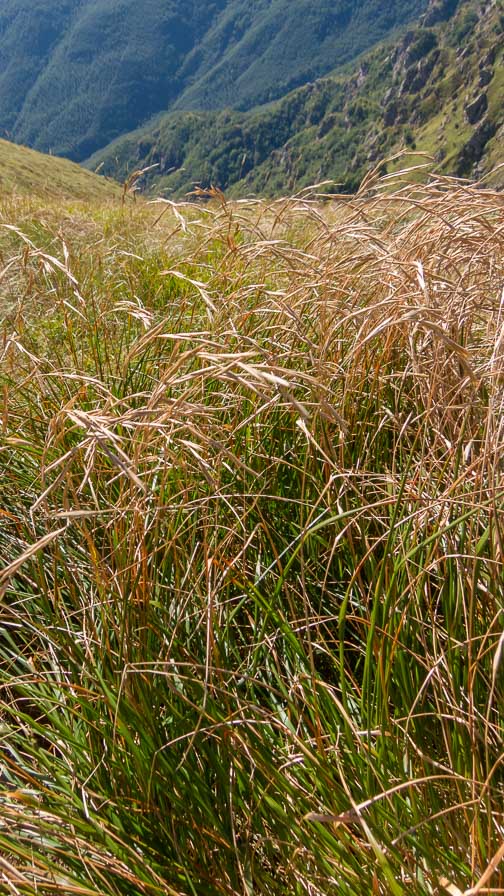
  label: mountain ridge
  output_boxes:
[0,0,428,161]
[87,0,503,197]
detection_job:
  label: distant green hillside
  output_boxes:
[0,0,428,161]
[88,0,503,196]
[0,137,119,201]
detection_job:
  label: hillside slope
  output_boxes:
[0,0,428,161]
[88,0,503,196]
[0,137,119,201]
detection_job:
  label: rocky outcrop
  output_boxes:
[481,45,497,67]
[383,101,400,127]
[465,92,488,125]
[422,0,461,26]
[409,49,440,92]
[456,116,497,175]
[479,68,493,87]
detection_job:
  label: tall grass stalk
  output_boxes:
[0,176,503,895]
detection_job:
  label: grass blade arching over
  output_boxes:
[0,176,503,896]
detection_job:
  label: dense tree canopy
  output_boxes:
[0,0,428,159]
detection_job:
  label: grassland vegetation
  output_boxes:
[0,169,503,895]
[0,136,120,201]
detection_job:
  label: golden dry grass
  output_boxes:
[0,173,503,896]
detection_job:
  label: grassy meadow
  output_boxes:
[0,171,503,895]
[0,137,120,202]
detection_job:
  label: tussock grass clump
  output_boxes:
[0,178,503,896]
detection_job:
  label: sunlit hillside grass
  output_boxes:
[0,171,503,896]
[0,137,119,201]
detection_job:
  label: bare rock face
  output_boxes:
[482,45,497,67]
[478,68,493,88]
[400,46,439,96]
[410,49,440,92]
[383,101,400,127]
[465,92,488,125]
[422,0,460,26]
[383,96,410,127]
[457,115,497,175]
[356,64,369,88]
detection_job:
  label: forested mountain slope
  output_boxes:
[88,0,503,196]
[0,0,428,161]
